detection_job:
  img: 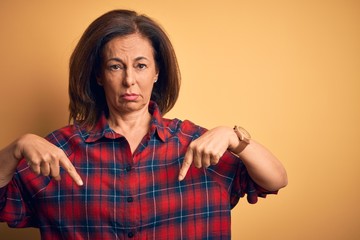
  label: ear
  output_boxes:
[154,72,159,83]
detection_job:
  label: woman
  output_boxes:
[0,9,287,239]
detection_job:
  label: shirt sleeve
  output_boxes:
[230,159,278,207]
[0,168,35,228]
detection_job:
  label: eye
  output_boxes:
[109,64,123,71]
[137,63,147,69]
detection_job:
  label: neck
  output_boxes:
[107,106,152,154]
[107,106,152,136]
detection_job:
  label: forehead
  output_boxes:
[103,33,154,59]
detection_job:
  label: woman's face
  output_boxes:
[99,33,158,116]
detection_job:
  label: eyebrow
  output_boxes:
[106,56,150,63]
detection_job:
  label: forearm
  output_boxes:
[0,138,23,188]
[234,139,288,191]
[226,126,287,191]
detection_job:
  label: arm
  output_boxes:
[0,139,20,188]
[230,138,288,191]
[178,126,287,191]
[0,134,83,188]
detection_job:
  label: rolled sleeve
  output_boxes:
[230,160,278,207]
[0,169,36,228]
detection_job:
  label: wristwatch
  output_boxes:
[233,125,251,154]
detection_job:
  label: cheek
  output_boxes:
[142,82,155,96]
[102,82,120,99]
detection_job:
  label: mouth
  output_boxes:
[121,93,139,101]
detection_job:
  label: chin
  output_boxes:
[117,101,148,113]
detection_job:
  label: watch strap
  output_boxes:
[233,125,251,154]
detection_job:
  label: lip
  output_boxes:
[121,93,139,101]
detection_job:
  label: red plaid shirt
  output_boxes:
[0,102,276,239]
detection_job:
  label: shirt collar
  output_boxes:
[81,101,167,143]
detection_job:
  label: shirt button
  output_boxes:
[125,166,132,172]
[127,197,133,202]
[128,231,134,238]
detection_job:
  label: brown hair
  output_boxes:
[69,9,180,129]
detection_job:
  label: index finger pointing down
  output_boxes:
[178,149,193,181]
[59,155,83,186]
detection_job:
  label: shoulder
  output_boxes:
[44,124,84,157]
[162,118,208,140]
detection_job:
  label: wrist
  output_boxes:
[12,133,35,161]
[231,126,251,155]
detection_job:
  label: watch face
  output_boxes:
[234,126,251,142]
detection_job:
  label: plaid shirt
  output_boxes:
[0,102,276,239]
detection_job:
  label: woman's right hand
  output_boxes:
[0,134,83,188]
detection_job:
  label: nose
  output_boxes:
[123,68,136,86]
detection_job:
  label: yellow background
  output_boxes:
[1,0,359,239]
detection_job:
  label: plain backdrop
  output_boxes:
[0,0,359,239]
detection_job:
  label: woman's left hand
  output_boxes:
[179,126,288,191]
[178,126,237,181]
